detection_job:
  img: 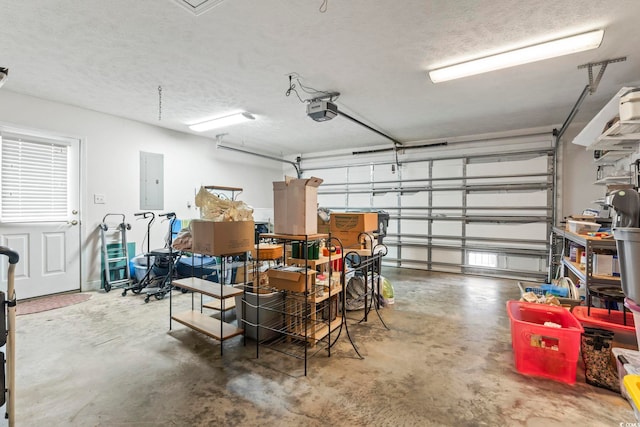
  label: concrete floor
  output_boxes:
[15,268,636,426]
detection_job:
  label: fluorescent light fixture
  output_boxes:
[428,29,604,83]
[189,111,255,132]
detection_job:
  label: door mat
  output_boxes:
[16,293,92,316]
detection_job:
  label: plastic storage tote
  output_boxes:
[624,374,640,421]
[614,228,640,302]
[613,348,640,400]
[176,255,219,282]
[625,298,640,350]
[507,300,584,384]
[234,287,284,341]
[572,306,637,349]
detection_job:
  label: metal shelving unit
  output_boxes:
[587,120,640,151]
[250,233,343,376]
[170,253,247,355]
[552,227,622,309]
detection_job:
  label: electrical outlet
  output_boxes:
[94,194,106,204]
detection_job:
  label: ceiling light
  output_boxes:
[0,67,8,89]
[189,112,255,132]
[428,29,604,83]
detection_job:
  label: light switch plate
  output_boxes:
[94,194,105,204]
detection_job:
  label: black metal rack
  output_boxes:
[248,233,350,376]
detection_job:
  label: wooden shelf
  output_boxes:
[171,311,244,341]
[172,277,243,299]
[343,248,373,257]
[261,233,329,241]
[287,255,331,267]
[553,227,617,248]
[562,257,621,284]
[203,298,237,311]
[288,316,343,342]
[287,282,342,304]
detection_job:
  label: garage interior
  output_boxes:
[1,1,640,426]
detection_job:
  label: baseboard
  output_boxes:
[84,280,102,292]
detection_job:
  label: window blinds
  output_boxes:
[1,136,69,222]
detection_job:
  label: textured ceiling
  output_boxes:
[0,0,639,156]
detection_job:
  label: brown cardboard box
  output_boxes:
[267,267,316,293]
[331,231,367,248]
[191,220,254,256]
[317,215,330,234]
[273,176,323,235]
[329,212,378,247]
[233,265,256,284]
[330,212,378,233]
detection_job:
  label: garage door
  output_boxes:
[299,131,554,282]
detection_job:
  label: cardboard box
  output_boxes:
[267,267,316,293]
[191,220,254,256]
[329,212,378,248]
[273,176,323,235]
[330,231,370,249]
[317,215,330,234]
[233,264,256,284]
[593,254,614,276]
[330,212,378,233]
[566,219,600,234]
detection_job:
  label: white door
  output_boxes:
[0,128,80,300]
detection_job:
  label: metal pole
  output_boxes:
[338,111,401,145]
[216,143,302,178]
[7,263,15,427]
[556,84,590,141]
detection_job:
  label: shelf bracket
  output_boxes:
[577,57,627,94]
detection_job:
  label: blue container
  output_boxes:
[526,284,569,298]
[177,255,219,282]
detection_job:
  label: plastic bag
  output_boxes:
[195,187,254,221]
[381,276,394,306]
[172,228,192,251]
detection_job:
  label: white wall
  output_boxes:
[559,122,614,221]
[0,90,282,290]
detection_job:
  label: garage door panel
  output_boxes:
[432,248,462,264]
[432,191,463,206]
[431,221,462,235]
[303,136,553,281]
[466,223,547,240]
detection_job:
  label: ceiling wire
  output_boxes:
[285,75,305,103]
[319,0,328,13]
[285,74,339,103]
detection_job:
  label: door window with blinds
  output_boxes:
[1,134,70,222]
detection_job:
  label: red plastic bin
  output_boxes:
[507,300,584,384]
[571,306,637,349]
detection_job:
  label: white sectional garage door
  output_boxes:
[297,131,555,282]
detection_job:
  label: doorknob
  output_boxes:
[68,220,78,226]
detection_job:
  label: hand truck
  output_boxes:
[99,213,133,292]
